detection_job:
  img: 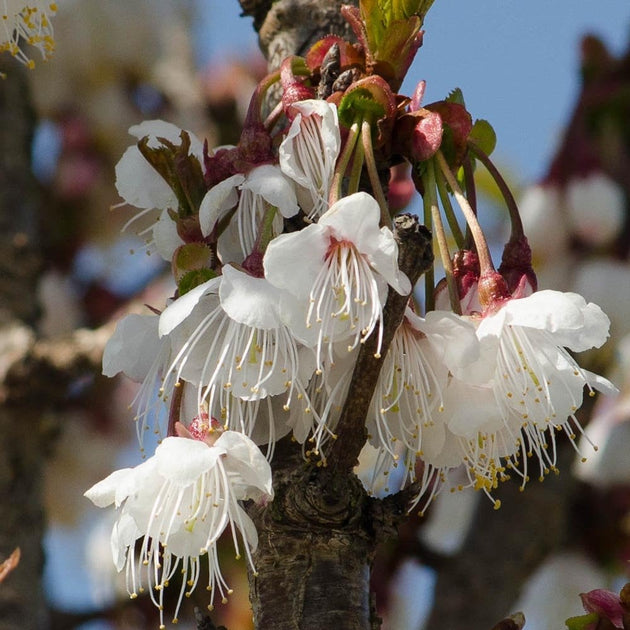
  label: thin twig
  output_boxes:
[326,215,433,474]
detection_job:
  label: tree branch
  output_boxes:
[424,444,575,629]
[1,323,114,405]
[240,0,357,71]
[0,54,49,630]
[327,214,433,474]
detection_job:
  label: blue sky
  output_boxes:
[196,0,629,184]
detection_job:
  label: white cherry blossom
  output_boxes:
[84,428,273,628]
[114,120,204,259]
[279,99,341,219]
[159,265,317,445]
[366,309,479,494]
[566,172,624,247]
[518,184,569,259]
[263,192,411,368]
[443,290,616,492]
[198,164,299,264]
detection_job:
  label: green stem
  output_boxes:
[468,140,524,240]
[435,166,465,249]
[435,150,495,273]
[256,204,279,254]
[422,176,435,312]
[462,156,477,250]
[347,130,365,195]
[424,161,460,315]
[361,119,390,227]
[330,120,361,205]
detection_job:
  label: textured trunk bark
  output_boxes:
[251,527,373,630]
[247,443,377,630]
[243,217,432,629]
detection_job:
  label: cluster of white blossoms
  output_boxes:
[1,0,56,68]
[86,75,617,622]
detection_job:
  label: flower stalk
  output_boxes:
[423,160,461,314]
[435,149,495,274]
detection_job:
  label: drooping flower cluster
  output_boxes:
[85,420,272,628]
[86,3,618,623]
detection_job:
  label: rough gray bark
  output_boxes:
[0,55,48,630]
[247,441,376,630]
[240,0,356,71]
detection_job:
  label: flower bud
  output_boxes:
[281,58,316,113]
[392,109,443,162]
[580,588,625,628]
[425,101,472,167]
[388,162,416,210]
[498,235,537,298]
[477,270,511,312]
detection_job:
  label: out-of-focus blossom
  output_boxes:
[518,184,569,259]
[566,173,625,248]
[512,552,607,630]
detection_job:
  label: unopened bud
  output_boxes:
[388,163,416,210]
[498,235,537,297]
[478,270,511,312]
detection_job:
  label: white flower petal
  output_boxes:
[491,290,611,352]
[443,380,502,439]
[242,165,299,218]
[263,225,329,298]
[319,192,382,248]
[154,437,221,485]
[413,310,480,372]
[159,277,220,337]
[102,314,160,381]
[111,513,140,572]
[219,265,283,330]
[233,504,259,552]
[128,119,204,158]
[216,430,274,499]
[583,369,618,397]
[115,145,176,210]
[84,468,135,508]
[199,174,245,237]
[153,208,184,260]
[368,227,410,295]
